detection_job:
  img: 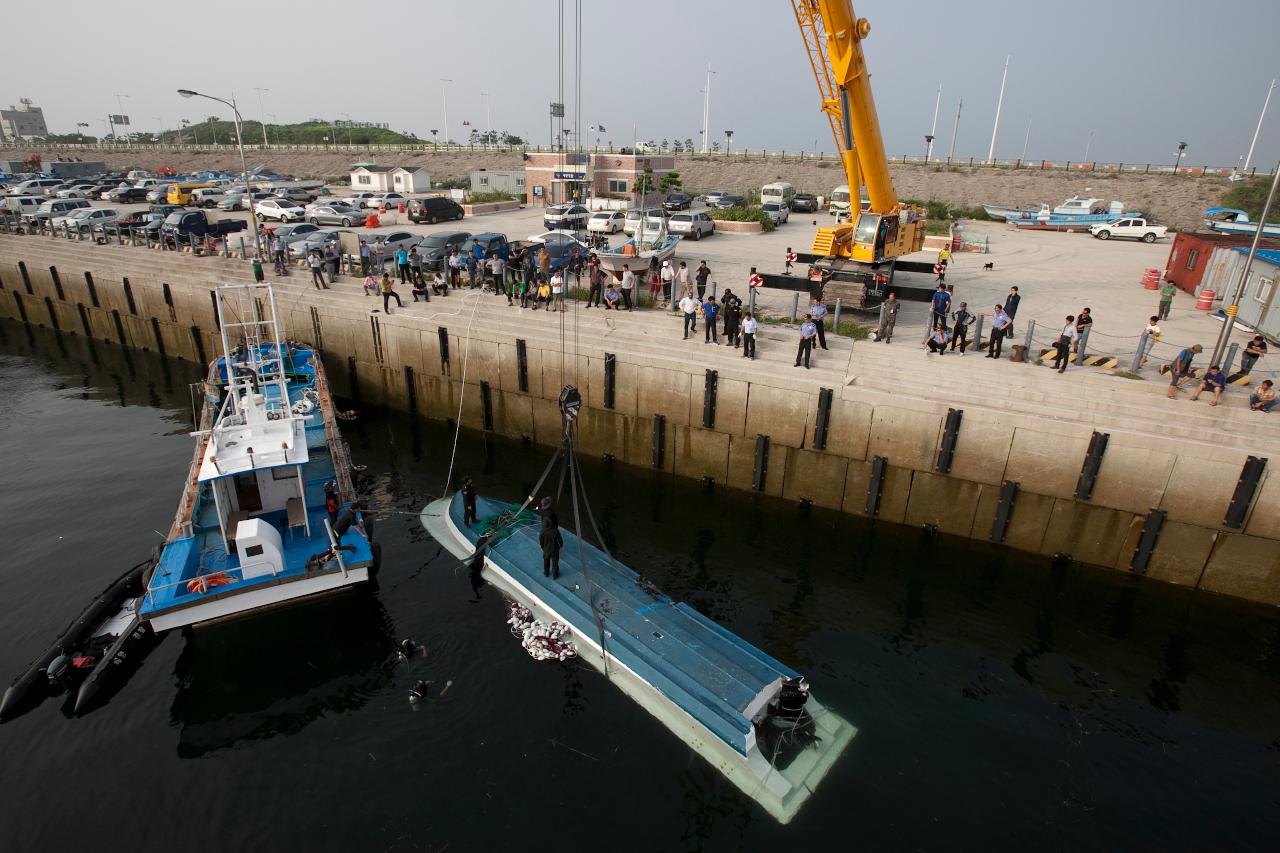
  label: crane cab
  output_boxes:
[811,208,925,264]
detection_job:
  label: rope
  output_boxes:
[568,436,610,674]
[441,290,483,496]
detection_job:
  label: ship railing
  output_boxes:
[142,560,282,609]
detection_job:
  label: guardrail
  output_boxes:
[2,142,1269,177]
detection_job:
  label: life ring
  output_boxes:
[187,572,232,594]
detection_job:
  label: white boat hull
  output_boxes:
[146,567,369,632]
[420,497,854,824]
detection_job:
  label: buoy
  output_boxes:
[1195,288,1215,311]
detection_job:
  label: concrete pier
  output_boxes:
[1,234,1276,606]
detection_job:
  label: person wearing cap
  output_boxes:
[950,302,975,353]
[1167,344,1202,398]
[461,476,478,526]
[1189,365,1227,406]
[1241,334,1268,375]
[660,259,674,305]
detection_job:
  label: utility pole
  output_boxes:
[701,64,714,153]
[114,93,130,144]
[1083,130,1094,164]
[254,87,270,146]
[1211,160,1280,366]
[1243,79,1276,177]
[481,92,492,143]
[440,78,453,145]
[987,56,1009,163]
[927,84,941,162]
[947,98,962,161]
[1020,117,1032,162]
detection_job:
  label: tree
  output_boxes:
[658,171,683,193]
[711,141,721,153]
[22,153,41,173]
[633,165,655,199]
[685,138,694,153]
[660,138,669,151]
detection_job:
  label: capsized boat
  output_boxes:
[421,446,855,823]
[0,557,159,721]
[1203,207,1280,238]
[138,283,375,632]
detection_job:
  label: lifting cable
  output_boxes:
[567,431,610,675]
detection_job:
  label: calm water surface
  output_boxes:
[0,318,1277,851]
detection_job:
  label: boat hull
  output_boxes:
[421,495,854,824]
[146,566,370,632]
[595,235,682,274]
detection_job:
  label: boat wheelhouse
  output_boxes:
[139,284,373,632]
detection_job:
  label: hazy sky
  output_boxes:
[8,0,1280,168]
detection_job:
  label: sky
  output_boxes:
[7,0,1280,169]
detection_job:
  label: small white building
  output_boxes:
[390,166,431,193]
[349,165,393,191]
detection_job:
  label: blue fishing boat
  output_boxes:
[1009,201,1142,231]
[139,284,375,632]
[1204,207,1280,238]
[420,407,854,823]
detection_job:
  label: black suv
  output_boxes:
[791,193,819,213]
[409,196,465,224]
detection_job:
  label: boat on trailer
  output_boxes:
[1203,207,1280,238]
[421,431,854,823]
[139,283,375,633]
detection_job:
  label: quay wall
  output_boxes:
[0,235,1275,606]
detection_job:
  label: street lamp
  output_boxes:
[440,78,453,146]
[76,122,90,141]
[114,93,130,144]
[724,130,734,155]
[430,129,438,148]
[177,88,262,257]
[1173,141,1188,174]
[924,134,935,164]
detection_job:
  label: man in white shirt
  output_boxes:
[741,312,758,359]
[679,293,700,339]
[620,264,635,311]
[550,270,565,312]
[1052,315,1079,372]
[660,260,675,305]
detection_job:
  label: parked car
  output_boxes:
[3,196,46,218]
[27,197,91,225]
[103,185,151,203]
[703,191,727,207]
[340,192,379,208]
[587,210,625,233]
[761,202,790,225]
[144,185,174,204]
[543,203,589,231]
[160,209,247,244]
[375,230,423,254]
[289,228,353,260]
[513,236,584,273]
[306,204,364,226]
[407,196,464,224]
[219,191,273,211]
[712,194,747,209]
[663,192,692,211]
[89,183,124,200]
[526,230,588,247]
[54,183,99,199]
[466,232,513,261]
[417,230,472,270]
[668,211,716,240]
[365,192,409,209]
[97,211,166,237]
[265,222,322,245]
[255,198,306,222]
[791,192,820,213]
[1089,217,1168,243]
[623,207,667,236]
[52,207,121,230]
[149,204,187,218]
[189,187,228,208]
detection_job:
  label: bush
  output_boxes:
[1220,178,1273,219]
[706,206,775,232]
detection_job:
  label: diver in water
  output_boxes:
[398,639,424,662]
[461,476,478,526]
[409,680,433,703]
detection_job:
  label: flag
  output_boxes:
[462,120,471,126]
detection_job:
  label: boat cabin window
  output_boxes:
[234,474,263,512]
[245,544,264,558]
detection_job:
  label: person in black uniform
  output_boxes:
[331,508,366,553]
[461,476,478,526]
[535,496,562,579]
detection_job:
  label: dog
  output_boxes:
[983,261,995,271]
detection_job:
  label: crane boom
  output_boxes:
[791,0,925,271]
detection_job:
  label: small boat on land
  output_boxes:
[594,214,682,275]
[1009,201,1140,231]
[988,196,1110,223]
[138,283,375,633]
[421,486,855,824]
[1203,207,1280,238]
[0,557,158,721]
[982,203,1038,221]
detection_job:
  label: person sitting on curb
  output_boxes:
[1188,364,1227,406]
[1166,344,1202,398]
[1250,379,1276,413]
[602,283,620,310]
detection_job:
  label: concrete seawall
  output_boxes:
[1,234,1276,605]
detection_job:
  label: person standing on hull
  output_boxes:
[535,497,562,579]
[461,476,478,526]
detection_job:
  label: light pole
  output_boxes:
[701,64,715,153]
[1242,80,1276,178]
[927,84,941,162]
[253,87,270,147]
[177,88,262,257]
[947,98,962,162]
[1020,117,1031,162]
[114,93,131,144]
[1172,141,1187,174]
[724,130,733,155]
[430,129,438,148]
[1083,130,1094,164]
[1211,160,1280,367]
[76,122,90,140]
[440,78,453,146]
[481,92,492,144]
[987,55,1009,163]
[153,116,164,144]
[267,113,278,146]
[925,134,935,164]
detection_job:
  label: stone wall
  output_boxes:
[0,235,1275,606]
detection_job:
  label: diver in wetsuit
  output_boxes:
[331,508,366,553]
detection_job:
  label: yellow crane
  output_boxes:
[792,0,926,289]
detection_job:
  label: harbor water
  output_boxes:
[0,317,1277,851]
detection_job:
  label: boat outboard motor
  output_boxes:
[46,654,72,687]
[776,676,811,719]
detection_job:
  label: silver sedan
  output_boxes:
[306,204,365,226]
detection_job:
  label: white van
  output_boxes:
[760,181,796,208]
[829,184,852,217]
[8,177,62,197]
[3,196,45,216]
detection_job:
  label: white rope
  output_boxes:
[442,291,484,496]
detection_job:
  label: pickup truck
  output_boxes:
[160,209,248,246]
[1090,218,1168,243]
